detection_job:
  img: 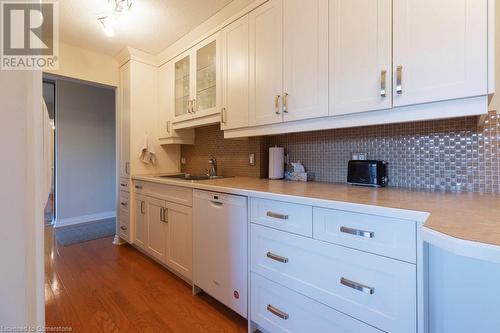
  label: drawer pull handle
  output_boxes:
[340,226,374,238]
[267,304,289,320]
[266,252,289,263]
[120,183,127,187]
[266,211,288,220]
[340,277,374,295]
[120,226,127,231]
[120,202,127,207]
[135,185,143,190]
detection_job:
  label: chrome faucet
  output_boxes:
[207,155,217,177]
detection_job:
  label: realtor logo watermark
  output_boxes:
[1,0,59,70]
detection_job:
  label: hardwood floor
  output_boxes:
[45,228,247,332]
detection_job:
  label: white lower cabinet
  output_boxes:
[164,201,193,280]
[132,182,193,281]
[134,194,148,251]
[251,273,383,333]
[250,201,419,333]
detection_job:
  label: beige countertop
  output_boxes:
[133,175,500,247]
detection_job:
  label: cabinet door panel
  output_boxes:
[193,33,221,118]
[133,194,147,250]
[119,63,131,177]
[393,0,488,107]
[147,197,168,263]
[173,52,193,123]
[249,0,283,126]
[330,0,392,115]
[166,201,193,280]
[221,15,250,130]
[283,0,328,121]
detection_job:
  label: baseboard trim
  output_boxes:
[55,211,116,228]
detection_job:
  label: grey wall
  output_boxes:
[56,79,116,222]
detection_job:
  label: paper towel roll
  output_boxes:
[269,147,285,179]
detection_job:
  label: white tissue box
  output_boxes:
[285,172,314,182]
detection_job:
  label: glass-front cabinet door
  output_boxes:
[172,33,220,126]
[195,39,217,114]
[174,53,192,122]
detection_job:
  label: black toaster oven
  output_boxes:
[347,160,388,187]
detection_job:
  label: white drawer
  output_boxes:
[250,198,312,237]
[133,180,193,207]
[251,273,383,333]
[119,191,129,213]
[118,209,130,241]
[119,178,130,192]
[313,208,416,263]
[251,224,416,333]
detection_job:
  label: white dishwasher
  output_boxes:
[193,190,248,318]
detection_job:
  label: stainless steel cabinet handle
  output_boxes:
[380,70,387,97]
[120,226,127,231]
[166,121,171,134]
[162,208,168,223]
[340,277,375,295]
[135,185,143,190]
[282,93,289,113]
[340,226,374,238]
[221,107,227,124]
[266,252,289,263]
[120,202,127,207]
[274,95,281,115]
[160,207,164,222]
[125,162,130,175]
[396,65,403,94]
[187,100,192,113]
[266,211,288,220]
[192,99,197,113]
[120,183,127,187]
[140,201,145,214]
[267,304,289,320]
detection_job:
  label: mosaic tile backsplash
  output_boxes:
[269,111,500,193]
[181,125,269,178]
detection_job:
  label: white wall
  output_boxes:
[45,42,119,87]
[56,79,116,225]
[0,70,44,326]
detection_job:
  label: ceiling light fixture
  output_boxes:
[98,0,133,38]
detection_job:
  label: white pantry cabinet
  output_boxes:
[220,15,251,130]
[329,0,392,116]
[157,61,194,144]
[246,0,329,127]
[172,33,222,130]
[119,63,131,178]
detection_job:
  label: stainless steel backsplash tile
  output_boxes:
[269,111,499,193]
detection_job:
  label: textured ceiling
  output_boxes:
[58,0,235,56]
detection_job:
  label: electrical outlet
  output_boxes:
[249,153,255,166]
[181,157,186,165]
[351,152,367,160]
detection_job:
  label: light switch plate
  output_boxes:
[249,153,255,166]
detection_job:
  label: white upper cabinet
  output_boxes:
[172,33,221,129]
[393,0,488,107]
[221,15,250,130]
[158,62,194,144]
[283,0,328,122]
[249,0,283,126]
[247,0,328,126]
[329,0,392,116]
